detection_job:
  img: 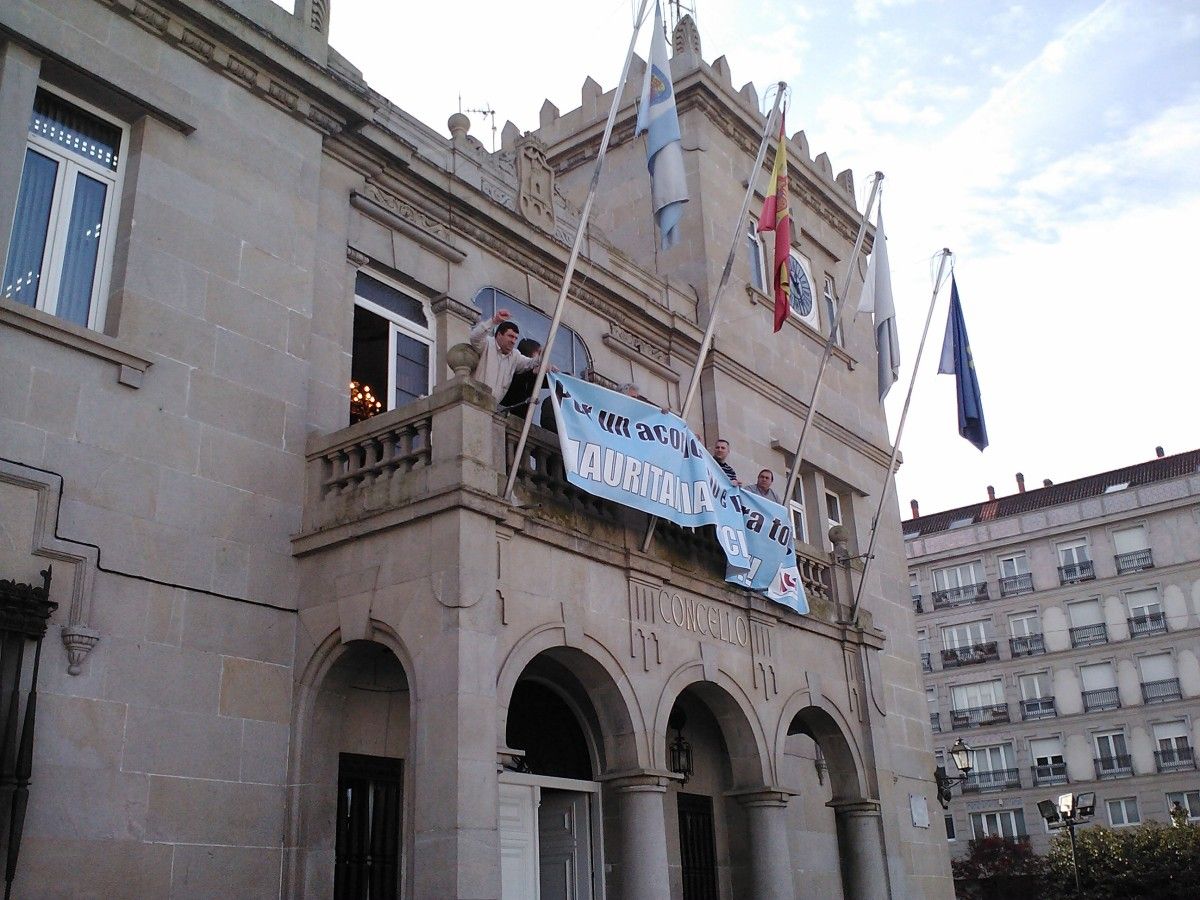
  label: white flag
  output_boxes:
[858,204,899,400]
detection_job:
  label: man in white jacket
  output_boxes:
[469,310,539,401]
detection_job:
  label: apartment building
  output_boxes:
[906,450,1200,854]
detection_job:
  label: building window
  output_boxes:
[998,552,1033,596]
[1080,662,1119,711]
[473,286,591,377]
[1019,671,1051,701]
[746,219,766,292]
[941,620,989,650]
[2,87,126,330]
[351,272,434,424]
[1106,797,1140,827]
[1166,790,1200,821]
[1126,587,1166,637]
[931,561,987,606]
[1030,737,1067,785]
[1057,537,1094,582]
[950,679,1004,710]
[335,753,403,899]
[1153,721,1192,771]
[788,480,809,546]
[945,814,956,841]
[822,274,841,345]
[825,491,842,531]
[1139,652,1180,703]
[970,809,1025,840]
[1113,525,1153,572]
[787,250,819,331]
[1067,598,1107,647]
[1095,730,1132,778]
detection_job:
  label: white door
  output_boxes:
[538,790,593,900]
[500,781,541,900]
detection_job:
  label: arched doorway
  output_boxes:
[295,639,412,899]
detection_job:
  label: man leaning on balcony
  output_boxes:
[469,310,540,402]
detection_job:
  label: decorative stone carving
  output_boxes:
[446,342,480,377]
[516,136,556,233]
[61,624,100,676]
[629,577,664,673]
[132,2,168,33]
[346,246,369,267]
[673,14,702,58]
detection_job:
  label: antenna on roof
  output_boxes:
[667,0,698,29]
[464,102,498,152]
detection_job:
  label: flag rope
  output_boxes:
[847,248,953,624]
[503,0,654,502]
[638,82,787,552]
[778,174,883,555]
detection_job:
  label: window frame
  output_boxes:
[3,84,129,331]
[932,560,985,592]
[1106,797,1140,827]
[1057,536,1091,566]
[998,551,1030,578]
[822,273,841,345]
[970,809,1025,840]
[351,270,435,420]
[746,219,766,292]
[1166,790,1200,821]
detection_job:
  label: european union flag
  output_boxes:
[938,277,988,451]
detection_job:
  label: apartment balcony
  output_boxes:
[940,642,1000,668]
[912,595,924,614]
[930,712,941,733]
[1155,747,1196,772]
[931,582,989,609]
[1009,634,1045,657]
[1032,762,1069,787]
[962,768,1021,793]
[1142,678,1182,704]
[1058,560,1095,584]
[1069,623,1108,648]
[920,652,933,673]
[1082,687,1121,712]
[950,703,1010,730]
[999,573,1034,597]
[1115,548,1154,574]
[1128,612,1167,639]
[1020,696,1057,721]
[1095,754,1134,779]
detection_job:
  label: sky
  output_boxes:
[288,0,1200,515]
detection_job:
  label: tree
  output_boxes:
[1043,821,1200,898]
[952,836,1047,899]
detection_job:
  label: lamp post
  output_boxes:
[1037,791,1095,894]
[933,738,975,809]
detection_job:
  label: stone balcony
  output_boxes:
[296,379,844,625]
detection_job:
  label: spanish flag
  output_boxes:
[757,113,791,332]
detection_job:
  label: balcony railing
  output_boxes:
[912,595,924,614]
[962,768,1021,793]
[1128,612,1167,638]
[1058,560,1095,584]
[921,652,933,673]
[1009,634,1045,657]
[941,642,1000,668]
[1082,687,1121,712]
[1032,762,1068,786]
[1020,696,1057,720]
[999,573,1034,597]
[1095,754,1133,779]
[1115,548,1153,574]
[950,703,1010,730]
[1142,678,1182,704]
[930,712,941,733]
[1070,623,1108,648]
[931,582,989,609]
[1155,747,1196,772]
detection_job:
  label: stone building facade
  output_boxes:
[0,1,948,896]
[906,450,1200,855]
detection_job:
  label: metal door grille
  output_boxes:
[335,753,403,899]
[677,793,718,900]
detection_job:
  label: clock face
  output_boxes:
[788,255,813,317]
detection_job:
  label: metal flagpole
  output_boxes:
[503,0,653,502]
[778,174,883,533]
[638,83,787,552]
[847,248,952,624]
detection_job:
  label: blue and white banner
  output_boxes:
[547,375,806,613]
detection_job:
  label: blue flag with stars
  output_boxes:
[938,276,988,451]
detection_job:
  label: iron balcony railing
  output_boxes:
[1009,634,1045,657]
[1128,612,1167,638]
[1058,560,1096,584]
[1020,696,1057,720]
[921,652,933,673]
[1082,687,1121,712]
[950,703,1010,730]
[1142,678,1182,704]
[1115,548,1153,574]
[931,582,989,609]
[999,573,1034,597]
[941,642,1000,668]
[1070,622,1108,648]
[930,712,941,733]
[1095,754,1134,779]
[912,595,924,614]
[1032,762,1069,786]
[962,768,1021,793]
[1155,747,1195,772]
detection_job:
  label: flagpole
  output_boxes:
[503,0,653,501]
[847,249,952,624]
[778,174,882,537]
[636,85,787,553]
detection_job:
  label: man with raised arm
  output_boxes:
[469,310,539,402]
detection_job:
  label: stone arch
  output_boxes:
[775,690,866,801]
[653,661,773,789]
[497,623,645,773]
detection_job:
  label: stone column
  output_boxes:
[832,799,891,899]
[734,789,794,899]
[0,42,41,262]
[605,772,672,900]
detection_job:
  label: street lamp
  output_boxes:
[1038,791,1095,894]
[934,738,974,809]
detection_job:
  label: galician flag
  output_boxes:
[857,202,900,400]
[938,276,989,451]
[636,2,688,250]
[757,113,791,332]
